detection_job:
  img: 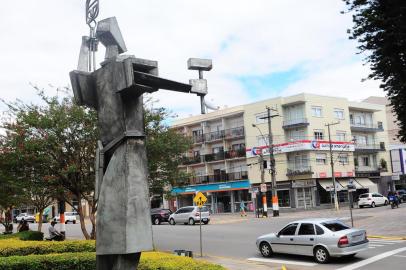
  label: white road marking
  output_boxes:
[394,255,406,258]
[247,257,317,267]
[368,247,376,249]
[368,244,384,247]
[336,247,406,270]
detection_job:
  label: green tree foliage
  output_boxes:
[345,0,406,141]
[1,91,191,238]
[144,104,192,198]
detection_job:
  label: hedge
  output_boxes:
[0,239,95,257]
[0,252,225,270]
[0,231,44,241]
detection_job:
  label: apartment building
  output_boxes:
[171,106,251,213]
[170,93,393,211]
[364,96,406,190]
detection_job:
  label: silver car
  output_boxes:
[256,218,368,263]
[169,206,210,225]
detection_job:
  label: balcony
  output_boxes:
[224,148,246,159]
[225,126,245,139]
[203,152,225,162]
[350,121,384,132]
[286,165,313,176]
[181,156,202,165]
[355,166,381,178]
[205,130,225,142]
[282,118,309,129]
[354,142,385,153]
[190,171,248,185]
[192,134,205,144]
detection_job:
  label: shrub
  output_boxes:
[0,231,43,241]
[0,252,226,270]
[0,240,95,257]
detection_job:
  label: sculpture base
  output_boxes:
[96,253,141,270]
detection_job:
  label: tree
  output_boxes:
[1,91,191,238]
[144,104,192,202]
[345,0,406,141]
[1,91,99,239]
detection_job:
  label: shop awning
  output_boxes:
[318,179,346,191]
[171,180,250,195]
[337,179,363,190]
[353,178,378,193]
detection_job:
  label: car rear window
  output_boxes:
[322,222,350,232]
[359,194,369,198]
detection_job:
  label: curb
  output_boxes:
[368,235,406,240]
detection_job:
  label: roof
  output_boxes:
[291,218,339,223]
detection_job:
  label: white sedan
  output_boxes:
[358,193,388,208]
[256,218,368,264]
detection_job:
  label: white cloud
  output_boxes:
[0,0,382,117]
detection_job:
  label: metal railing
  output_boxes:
[350,121,384,131]
[205,130,225,142]
[181,156,202,165]
[354,143,385,151]
[282,118,309,128]
[190,171,248,185]
[224,148,246,159]
[286,165,312,176]
[225,126,245,139]
[192,126,245,144]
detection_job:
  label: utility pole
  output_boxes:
[325,121,340,211]
[259,152,267,217]
[266,107,279,217]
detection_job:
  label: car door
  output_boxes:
[295,223,316,256]
[271,223,299,254]
[173,208,184,223]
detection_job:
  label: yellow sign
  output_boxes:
[193,191,207,208]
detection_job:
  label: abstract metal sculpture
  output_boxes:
[70,2,210,269]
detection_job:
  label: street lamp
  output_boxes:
[252,123,268,217]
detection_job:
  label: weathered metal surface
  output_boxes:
[187,58,213,71]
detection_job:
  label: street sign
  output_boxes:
[193,191,207,208]
[260,184,267,193]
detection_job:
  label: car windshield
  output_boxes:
[322,222,350,232]
[359,194,369,198]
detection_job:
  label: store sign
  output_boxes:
[334,172,342,177]
[246,140,354,157]
[292,179,316,188]
[319,172,327,178]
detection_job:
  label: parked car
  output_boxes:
[14,213,35,223]
[151,208,172,225]
[396,190,406,202]
[53,212,77,224]
[358,192,388,208]
[169,206,210,225]
[256,218,368,264]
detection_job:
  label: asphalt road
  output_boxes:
[4,205,406,269]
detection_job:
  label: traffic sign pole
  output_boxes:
[199,206,202,257]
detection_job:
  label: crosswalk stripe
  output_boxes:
[247,257,317,267]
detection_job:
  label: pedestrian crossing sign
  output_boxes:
[193,191,207,208]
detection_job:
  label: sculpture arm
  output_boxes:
[69,70,97,109]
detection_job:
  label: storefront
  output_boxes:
[171,180,251,213]
[317,178,375,204]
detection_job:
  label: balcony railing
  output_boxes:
[350,121,384,132]
[225,126,245,139]
[181,156,202,165]
[192,134,205,144]
[286,165,313,176]
[354,143,385,152]
[282,118,309,129]
[190,171,249,185]
[355,166,381,177]
[203,152,225,162]
[205,130,225,142]
[224,148,246,159]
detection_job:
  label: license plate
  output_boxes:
[202,218,207,222]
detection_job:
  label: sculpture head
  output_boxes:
[96,17,127,59]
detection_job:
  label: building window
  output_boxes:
[362,156,369,166]
[334,109,344,119]
[257,135,269,146]
[212,146,224,154]
[232,143,245,151]
[316,153,327,165]
[255,112,267,124]
[193,150,200,157]
[314,130,324,140]
[338,154,349,165]
[311,106,322,117]
[336,131,346,141]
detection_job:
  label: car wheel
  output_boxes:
[169,218,175,225]
[260,242,273,258]
[314,246,330,264]
[359,205,364,208]
[203,220,209,225]
[153,218,161,225]
[188,218,195,225]
[371,202,376,208]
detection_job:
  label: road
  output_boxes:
[3,205,406,269]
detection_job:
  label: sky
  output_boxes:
[0,0,384,120]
